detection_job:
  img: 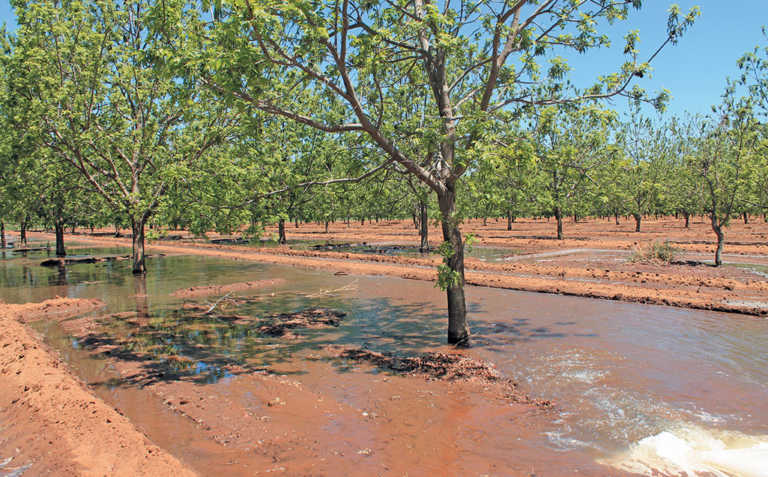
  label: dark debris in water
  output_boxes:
[328,346,503,381]
[257,308,347,337]
[40,254,164,267]
[326,345,553,408]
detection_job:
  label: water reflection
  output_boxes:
[66,292,447,387]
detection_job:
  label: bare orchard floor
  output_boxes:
[262,215,768,256]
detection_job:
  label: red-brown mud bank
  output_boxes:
[0,298,197,476]
[83,350,560,476]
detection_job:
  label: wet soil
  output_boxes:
[32,220,768,317]
[6,297,563,476]
[170,278,286,299]
[0,298,196,476]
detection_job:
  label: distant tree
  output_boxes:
[533,105,616,239]
[616,109,672,232]
[667,117,704,228]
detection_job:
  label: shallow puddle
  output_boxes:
[2,250,768,475]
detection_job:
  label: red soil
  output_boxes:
[0,298,197,476]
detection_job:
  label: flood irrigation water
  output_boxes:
[1,246,767,475]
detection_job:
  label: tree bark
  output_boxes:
[54,222,66,257]
[437,188,469,346]
[419,199,429,252]
[743,212,749,225]
[324,221,329,233]
[507,210,514,231]
[683,211,690,229]
[278,218,287,244]
[712,221,724,267]
[633,213,642,232]
[614,212,620,225]
[554,207,563,240]
[131,218,147,275]
[0,221,5,249]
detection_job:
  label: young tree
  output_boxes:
[692,108,759,266]
[534,105,615,239]
[667,116,703,228]
[616,109,672,232]
[193,0,697,345]
[734,30,768,220]
[7,0,233,274]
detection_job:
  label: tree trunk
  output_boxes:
[419,200,429,252]
[614,212,619,225]
[684,211,690,229]
[0,221,5,249]
[507,210,513,231]
[278,218,287,244]
[437,188,469,346]
[482,216,487,226]
[633,213,642,232]
[743,212,749,225]
[324,221,329,233]
[554,207,563,240]
[131,218,147,275]
[20,218,27,246]
[114,223,121,237]
[712,221,724,267]
[361,218,365,226]
[55,222,66,257]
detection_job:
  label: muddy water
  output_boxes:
[258,238,517,261]
[2,250,768,475]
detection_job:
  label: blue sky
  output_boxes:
[563,1,767,117]
[0,1,764,117]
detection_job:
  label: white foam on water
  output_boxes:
[600,424,768,476]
